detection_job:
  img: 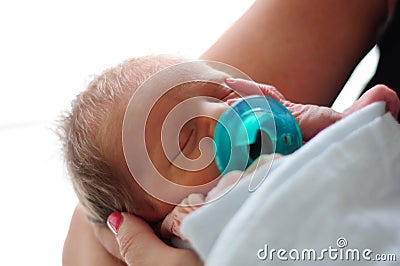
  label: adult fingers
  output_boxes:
[225,78,343,141]
[283,102,343,141]
[345,84,400,120]
[107,212,202,266]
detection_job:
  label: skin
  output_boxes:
[62,205,125,266]
[112,67,400,223]
[225,79,400,141]
[63,67,243,266]
[104,68,241,222]
[143,82,232,187]
[201,0,392,105]
[63,204,202,266]
[64,73,400,266]
[63,0,398,264]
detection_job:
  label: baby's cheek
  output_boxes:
[168,159,220,187]
[186,162,221,186]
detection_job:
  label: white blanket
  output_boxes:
[181,102,400,265]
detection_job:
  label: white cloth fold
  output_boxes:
[181,102,400,265]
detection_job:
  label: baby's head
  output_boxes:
[59,55,239,223]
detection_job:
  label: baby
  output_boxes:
[58,54,400,241]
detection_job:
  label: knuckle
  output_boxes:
[118,229,151,264]
[118,232,138,260]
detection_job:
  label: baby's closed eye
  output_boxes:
[178,121,197,154]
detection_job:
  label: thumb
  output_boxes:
[107,212,202,266]
[107,212,165,265]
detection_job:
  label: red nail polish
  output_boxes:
[226,98,239,105]
[107,212,123,235]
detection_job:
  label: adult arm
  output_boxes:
[201,0,391,106]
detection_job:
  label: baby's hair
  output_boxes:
[58,55,188,223]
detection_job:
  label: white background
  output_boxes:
[0,1,377,265]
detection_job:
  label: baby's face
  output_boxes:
[144,81,235,186]
[110,62,241,220]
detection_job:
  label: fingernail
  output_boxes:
[226,98,239,105]
[107,212,123,235]
[225,77,238,84]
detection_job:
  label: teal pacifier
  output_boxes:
[214,95,302,175]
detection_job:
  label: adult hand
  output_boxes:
[225,78,400,141]
[93,212,202,266]
[63,204,125,266]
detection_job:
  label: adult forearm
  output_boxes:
[201,0,389,105]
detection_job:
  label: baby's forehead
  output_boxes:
[132,62,227,101]
[120,63,225,153]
